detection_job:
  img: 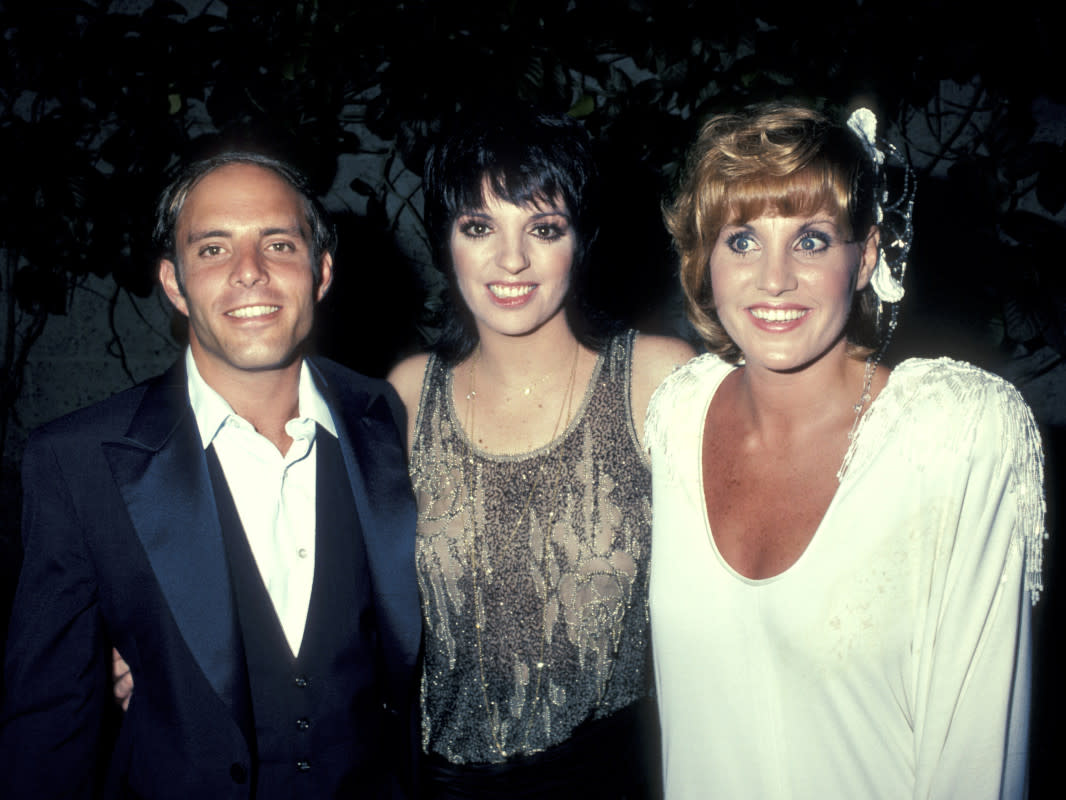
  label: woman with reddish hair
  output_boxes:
[648,103,1044,798]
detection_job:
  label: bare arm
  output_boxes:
[386,353,430,454]
[630,334,698,449]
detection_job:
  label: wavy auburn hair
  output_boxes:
[665,103,881,362]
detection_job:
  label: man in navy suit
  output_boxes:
[0,152,421,798]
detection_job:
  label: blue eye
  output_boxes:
[725,232,756,254]
[796,232,830,252]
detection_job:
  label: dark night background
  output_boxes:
[2,0,1063,794]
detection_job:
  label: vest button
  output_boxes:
[296,759,311,772]
[230,763,248,783]
[293,675,310,688]
[296,717,311,731]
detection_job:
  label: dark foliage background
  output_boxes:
[2,0,1063,793]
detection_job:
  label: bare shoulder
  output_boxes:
[630,333,699,446]
[632,334,698,398]
[387,352,431,448]
[387,353,430,403]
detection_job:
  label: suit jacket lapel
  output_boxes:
[309,360,420,682]
[102,362,250,732]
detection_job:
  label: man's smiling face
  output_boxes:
[159,162,332,386]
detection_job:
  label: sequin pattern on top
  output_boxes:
[410,331,653,764]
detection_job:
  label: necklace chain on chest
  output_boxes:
[838,354,880,480]
[462,343,579,758]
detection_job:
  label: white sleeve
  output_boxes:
[915,380,1045,800]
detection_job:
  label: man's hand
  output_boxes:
[112,647,134,711]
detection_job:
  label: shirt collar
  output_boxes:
[185,348,337,449]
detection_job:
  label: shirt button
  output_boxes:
[296,717,311,731]
[296,760,311,772]
[298,547,308,558]
[230,763,248,783]
[293,675,310,689]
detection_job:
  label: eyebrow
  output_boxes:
[261,225,309,240]
[186,229,230,244]
[529,209,570,220]
[184,225,308,244]
[724,217,839,230]
[458,208,571,221]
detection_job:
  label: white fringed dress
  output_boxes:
[646,354,1045,800]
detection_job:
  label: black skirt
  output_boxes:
[420,698,661,799]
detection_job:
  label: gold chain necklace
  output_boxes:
[462,343,580,758]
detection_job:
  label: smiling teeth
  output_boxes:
[228,305,279,318]
[750,307,806,322]
[489,284,535,298]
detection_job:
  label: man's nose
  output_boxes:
[230,246,268,287]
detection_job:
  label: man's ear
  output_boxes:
[159,260,189,316]
[315,253,334,302]
[855,226,880,291]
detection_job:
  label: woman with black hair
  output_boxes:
[388,107,693,798]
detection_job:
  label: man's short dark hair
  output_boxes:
[153,151,337,291]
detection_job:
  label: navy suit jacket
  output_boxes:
[0,357,421,799]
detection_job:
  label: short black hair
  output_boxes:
[153,151,336,291]
[423,106,615,362]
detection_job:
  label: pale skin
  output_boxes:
[111,162,333,706]
[387,189,695,457]
[701,213,883,579]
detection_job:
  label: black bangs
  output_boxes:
[430,112,593,226]
[422,106,615,363]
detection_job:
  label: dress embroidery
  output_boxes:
[411,331,652,763]
[646,353,1046,798]
[644,353,1046,603]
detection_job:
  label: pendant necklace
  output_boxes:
[462,342,579,758]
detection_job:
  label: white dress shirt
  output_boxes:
[186,349,338,656]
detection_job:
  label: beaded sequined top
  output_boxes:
[410,331,653,764]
